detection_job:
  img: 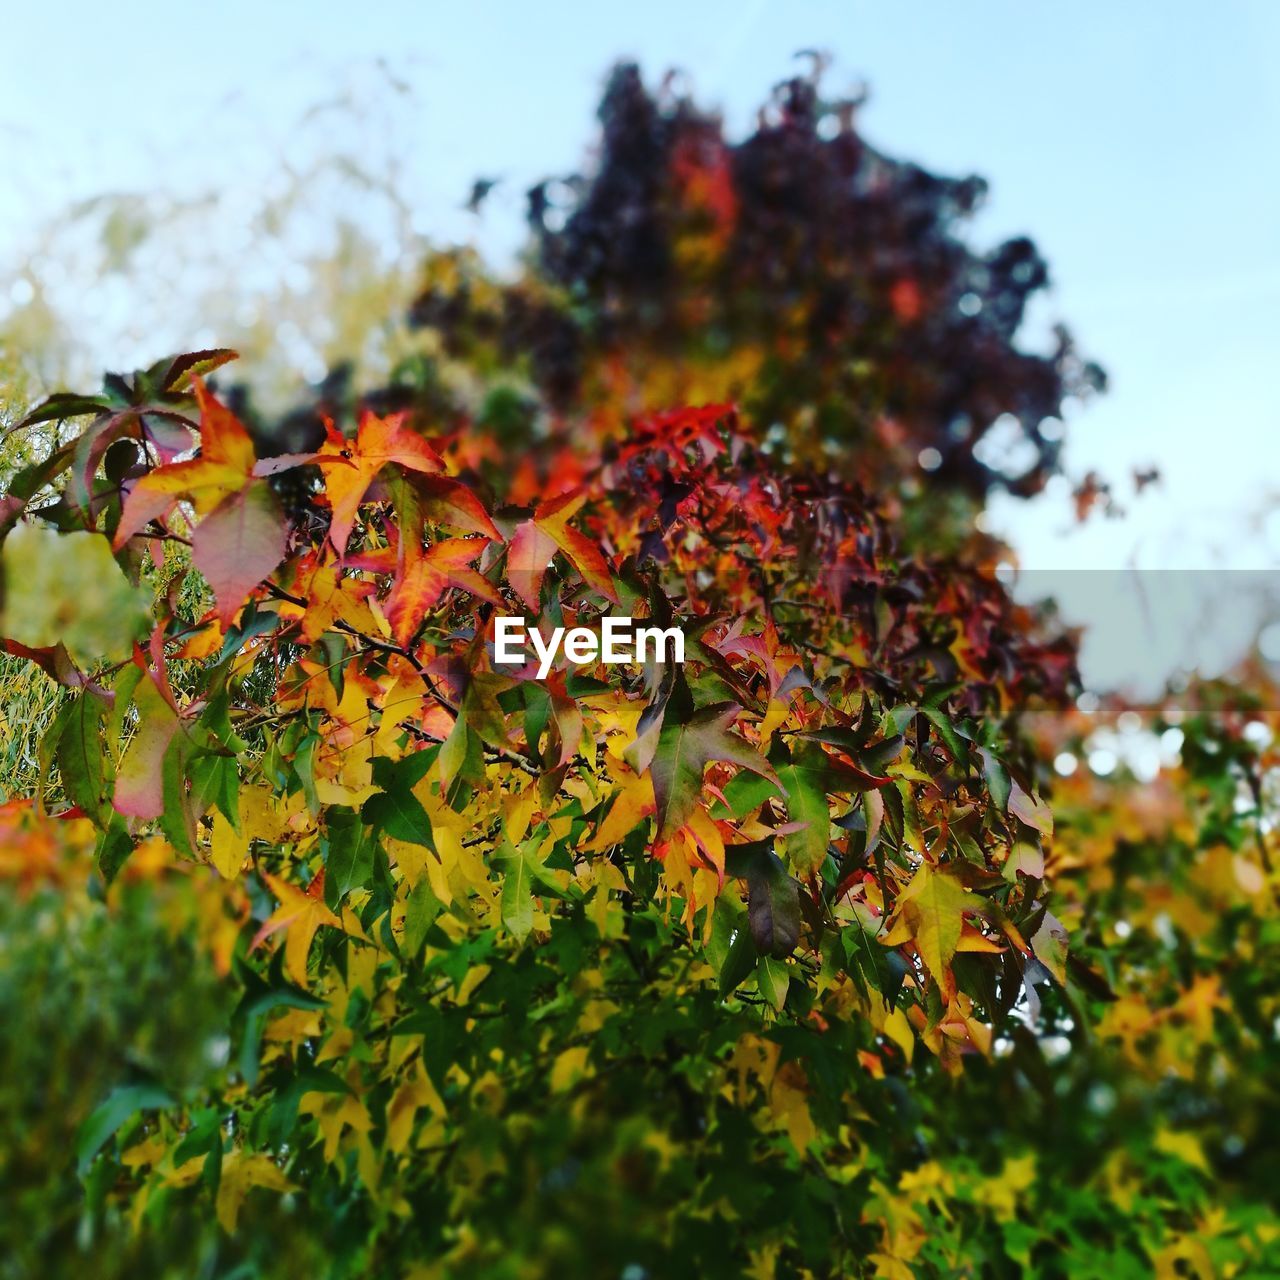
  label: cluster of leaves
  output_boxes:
[0,348,1096,1275]
[2,59,1275,1280]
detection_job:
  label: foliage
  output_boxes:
[405,63,1105,499]
[1,354,1091,1275]
[0,61,1276,1280]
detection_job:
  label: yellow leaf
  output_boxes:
[210,811,249,879]
[549,1045,591,1092]
[252,872,342,986]
[586,767,655,851]
[1154,1128,1211,1174]
[215,1152,295,1234]
[886,862,982,995]
[386,1066,447,1154]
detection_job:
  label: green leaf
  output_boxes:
[325,808,374,905]
[921,704,968,763]
[774,743,833,875]
[17,392,112,430]
[756,956,790,1011]
[96,817,134,884]
[365,756,434,847]
[500,844,535,941]
[981,748,1011,810]
[160,732,198,858]
[718,919,760,998]
[0,524,150,667]
[651,701,777,837]
[402,876,444,957]
[160,347,239,392]
[76,1084,174,1175]
[710,767,783,819]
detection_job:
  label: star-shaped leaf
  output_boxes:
[651,701,777,838]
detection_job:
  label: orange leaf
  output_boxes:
[318,411,445,553]
[387,538,503,647]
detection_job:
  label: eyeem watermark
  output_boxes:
[494,616,685,679]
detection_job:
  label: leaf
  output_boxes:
[402,876,443,957]
[726,841,802,958]
[921,704,968,763]
[191,482,288,628]
[711,898,760,997]
[709,768,783,820]
[387,536,502,647]
[412,475,502,540]
[774,744,833,875]
[719,926,759,997]
[507,519,559,611]
[980,748,1011,810]
[363,771,433,848]
[96,818,135,884]
[1008,780,1053,838]
[76,1084,173,1174]
[1,524,151,667]
[114,380,259,545]
[211,810,249,879]
[586,768,655,850]
[651,701,777,838]
[54,692,109,822]
[252,872,343,987]
[159,347,238,392]
[507,488,617,608]
[324,808,375,905]
[500,845,535,941]
[215,1152,296,1234]
[883,862,984,994]
[318,411,446,552]
[114,674,181,820]
[1030,911,1069,984]
[757,956,790,1011]
[17,392,112,430]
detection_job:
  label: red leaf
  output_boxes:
[191,482,288,627]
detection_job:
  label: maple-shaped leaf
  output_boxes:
[586,767,655,850]
[288,554,378,644]
[215,1152,296,1234]
[114,380,258,544]
[251,871,342,987]
[387,537,503,647]
[651,701,777,838]
[316,411,449,553]
[880,861,984,996]
[508,488,618,609]
[113,382,288,625]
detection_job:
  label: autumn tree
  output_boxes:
[0,62,1276,1280]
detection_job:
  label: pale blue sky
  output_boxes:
[2,1,1279,576]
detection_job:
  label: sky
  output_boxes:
[1,0,1279,635]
